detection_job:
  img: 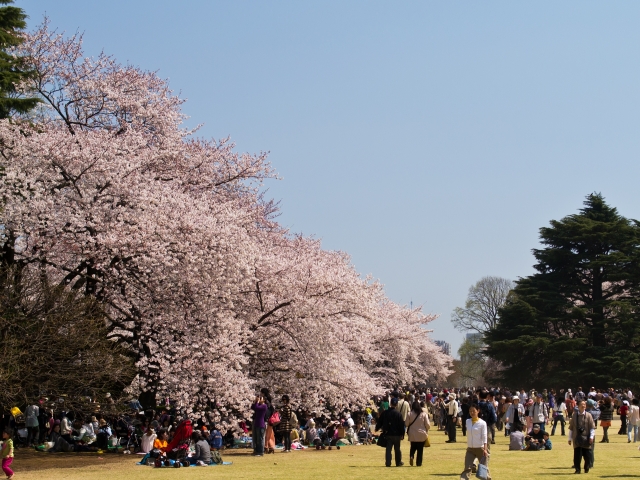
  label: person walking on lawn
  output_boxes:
[376,397,405,467]
[568,400,595,474]
[405,400,430,467]
[460,403,490,480]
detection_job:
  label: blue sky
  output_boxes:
[20,1,640,355]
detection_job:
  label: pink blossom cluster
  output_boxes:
[0,21,451,420]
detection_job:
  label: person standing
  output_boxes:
[598,396,614,443]
[628,398,640,443]
[25,402,39,447]
[478,391,497,444]
[529,394,549,431]
[506,396,524,433]
[568,400,595,474]
[376,397,405,467]
[460,404,490,480]
[251,394,268,456]
[446,393,459,443]
[396,394,410,422]
[261,388,276,454]
[460,397,470,436]
[619,399,629,436]
[277,395,293,453]
[551,398,567,436]
[405,401,430,467]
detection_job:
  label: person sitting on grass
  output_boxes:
[525,424,545,450]
[140,427,156,453]
[307,421,318,447]
[325,421,341,450]
[208,425,223,451]
[72,417,97,444]
[189,431,212,466]
[542,432,552,450]
[137,429,168,465]
[344,425,358,445]
[509,425,525,450]
[49,422,62,444]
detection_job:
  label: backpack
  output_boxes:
[209,430,223,449]
[211,450,223,465]
[479,401,497,425]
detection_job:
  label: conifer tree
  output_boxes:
[486,194,640,389]
[0,0,38,118]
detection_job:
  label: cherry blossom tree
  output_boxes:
[0,21,450,420]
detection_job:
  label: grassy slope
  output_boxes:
[11,419,639,479]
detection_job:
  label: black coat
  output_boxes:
[377,407,405,437]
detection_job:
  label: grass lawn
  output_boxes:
[11,420,640,479]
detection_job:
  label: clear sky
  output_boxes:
[20,1,640,355]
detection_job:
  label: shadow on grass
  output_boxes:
[599,476,640,478]
[533,474,577,477]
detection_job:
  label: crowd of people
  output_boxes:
[371,386,639,476]
[0,385,638,477]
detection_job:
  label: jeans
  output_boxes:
[254,427,265,454]
[460,447,489,480]
[551,416,565,435]
[283,431,292,451]
[628,423,639,442]
[384,435,402,466]
[27,426,39,445]
[488,423,496,443]
[409,441,424,466]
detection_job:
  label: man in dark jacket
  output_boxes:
[376,397,405,467]
[478,391,498,445]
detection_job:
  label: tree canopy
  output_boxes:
[451,276,513,334]
[485,193,640,390]
[0,21,451,417]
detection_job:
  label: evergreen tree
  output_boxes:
[0,0,39,118]
[485,193,640,390]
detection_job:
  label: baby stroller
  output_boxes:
[11,407,28,447]
[114,415,140,452]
